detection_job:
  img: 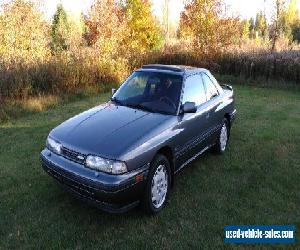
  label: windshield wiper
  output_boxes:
[111,99,158,113]
[126,103,155,113]
[111,97,124,106]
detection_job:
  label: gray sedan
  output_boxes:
[41,64,236,214]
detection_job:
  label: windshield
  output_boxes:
[112,71,183,115]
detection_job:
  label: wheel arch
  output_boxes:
[156,146,175,186]
[224,113,231,128]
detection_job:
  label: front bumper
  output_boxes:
[40,149,149,213]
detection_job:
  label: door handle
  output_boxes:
[206,112,210,119]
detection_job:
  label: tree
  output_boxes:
[270,0,287,51]
[249,17,255,38]
[51,4,84,52]
[284,0,300,41]
[0,0,50,62]
[285,0,299,25]
[162,0,170,42]
[241,19,250,40]
[255,11,267,37]
[84,0,127,56]
[51,4,70,51]
[292,20,300,42]
[179,0,240,57]
[125,0,162,52]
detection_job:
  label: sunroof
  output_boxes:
[141,64,184,72]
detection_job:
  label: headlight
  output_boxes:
[46,137,62,155]
[85,155,127,175]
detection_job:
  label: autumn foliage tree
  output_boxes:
[0,0,50,63]
[84,0,127,56]
[179,0,240,58]
[0,0,51,98]
[125,0,163,53]
[284,0,300,42]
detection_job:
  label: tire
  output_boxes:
[213,118,230,154]
[142,154,171,214]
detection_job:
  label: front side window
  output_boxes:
[182,74,207,106]
[202,73,219,100]
[113,71,183,115]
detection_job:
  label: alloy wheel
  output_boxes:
[151,164,168,209]
[220,123,228,151]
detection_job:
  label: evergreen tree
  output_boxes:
[249,17,255,38]
[292,21,300,42]
[241,19,250,40]
[51,4,70,52]
[51,4,84,52]
[255,12,267,37]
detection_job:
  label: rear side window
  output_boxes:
[182,74,207,106]
[202,73,219,100]
[206,72,223,93]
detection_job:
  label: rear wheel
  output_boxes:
[214,119,230,154]
[142,154,171,214]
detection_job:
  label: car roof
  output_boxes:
[137,64,210,77]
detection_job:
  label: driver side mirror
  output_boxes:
[111,88,117,96]
[182,102,197,114]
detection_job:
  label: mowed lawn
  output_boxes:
[0,84,299,249]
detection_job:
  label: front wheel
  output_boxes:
[142,154,171,214]
[213,119,230,154]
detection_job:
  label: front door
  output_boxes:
[173,74,211,170]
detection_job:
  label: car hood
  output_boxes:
[50,103,170,159]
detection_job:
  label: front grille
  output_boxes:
[61,146,86,164]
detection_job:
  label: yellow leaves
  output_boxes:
[0,0,50,64]
[179,0,240,59]
[125,0,162,53]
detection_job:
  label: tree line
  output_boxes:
[239,0,300,50]
[0,0,299,101]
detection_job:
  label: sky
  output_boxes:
[226,0,268,19]
[2,0,300,22]
[42,0,185,22]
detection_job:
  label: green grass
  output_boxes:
[0,85,299,249]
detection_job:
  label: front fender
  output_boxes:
[119,119,179,171]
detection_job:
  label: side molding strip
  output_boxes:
[174,145,212,174]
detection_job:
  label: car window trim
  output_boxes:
[205,72,220,96]
[202,73,220,101]
[206,71,223,94]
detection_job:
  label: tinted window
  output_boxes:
[182,74,207,106]
[202,73,219,100]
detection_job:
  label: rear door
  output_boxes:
[174,74,211,168]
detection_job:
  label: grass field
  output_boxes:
[0,84,299,249]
